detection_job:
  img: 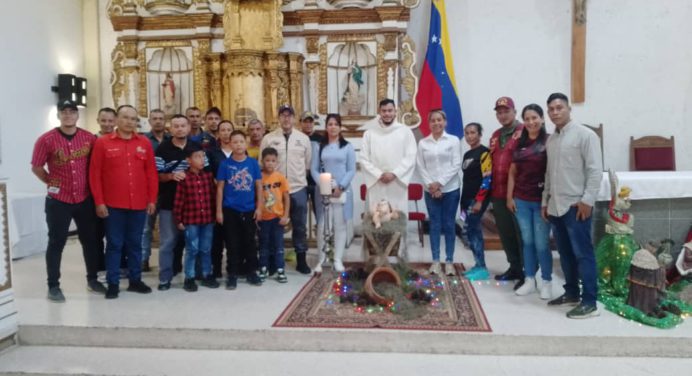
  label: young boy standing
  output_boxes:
[173,145,220,292]
[216,130,263,290]
[258,148,290,283]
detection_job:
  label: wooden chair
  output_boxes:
[629,135,676,171]
[408,183,426,247]
[583,123,604,170]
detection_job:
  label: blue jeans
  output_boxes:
[184,223,213,279]
[515,198,552,281]
[460,198,489,268]
[258,218,285,270]
[141,207,158,262]
[289,188,308,254]
[424,189,460,262]
[104,207,146,285]
[549,206,597,306]
[158,210,181,283]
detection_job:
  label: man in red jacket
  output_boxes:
[90,105,158,299]
[489,97,525,289]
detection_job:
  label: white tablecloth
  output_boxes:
[9,193,48,259]
[597,171,692,201]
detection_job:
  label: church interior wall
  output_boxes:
[0,0,86,196]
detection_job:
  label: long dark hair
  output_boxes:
[519,104,547,147]
[320,113,348,151]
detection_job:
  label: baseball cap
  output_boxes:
[494,97,515,111]
[278,104,295,115]
[57,100,79,111]
[300,111,316,121]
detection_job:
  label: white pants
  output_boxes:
[317,203,347,264]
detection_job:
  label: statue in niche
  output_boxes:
[161,72,177,115]
[341,60,366,115]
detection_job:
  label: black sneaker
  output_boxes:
[157,282,171,291]
[547,293,580,306]
[105,284,119,299]
[226,276,237,290]
[258,267,268,281]
[127,280,152,294]
[183,278,198,292]
[566,304,600,319]
[201,275,220,289]
[495,268,523,281]
[87,280,107,294]
[276,269,288,283]
[47,287,66,303]
[247,273,263,286]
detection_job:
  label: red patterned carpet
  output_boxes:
[273,263,491,332]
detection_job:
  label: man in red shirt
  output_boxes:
[90,105,158,299]
[489,97,525,289]
[31,100,103,302]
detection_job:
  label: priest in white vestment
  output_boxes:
[359,99,417,217]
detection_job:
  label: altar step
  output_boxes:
[13,324,692,359]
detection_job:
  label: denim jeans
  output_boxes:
[104,207,146,286]
[515,198,552,281]
[158,209,181,283]
[141,206,158,262]
[44,196,101,288]
[424,189,460,262]
[460,198,489,268]
[258,218,285,270]
[490,198,523,273]
[184,223,214,279]
[289,187,308,254]
[222,208,258,276]
[549,206,598,306]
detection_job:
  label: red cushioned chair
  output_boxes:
[629,136,676,171]
[408,183,425,247]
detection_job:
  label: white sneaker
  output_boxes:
[429,262,442,275]
[334,260,345,272]
[444,261,455,276]
[515,277,536,296]
[539,280,553,300]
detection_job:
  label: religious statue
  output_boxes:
[162,72,176,115]
[371,199,399,229]
[605,170,634,235]
[676,241,692,277]
[340,60,365,115]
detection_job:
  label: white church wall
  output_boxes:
[414,0,691,171]
[0,0,85,195]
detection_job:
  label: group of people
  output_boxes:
[416,94,602,319]
[32,93,601,319]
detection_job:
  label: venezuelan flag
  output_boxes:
[415,0,463,137]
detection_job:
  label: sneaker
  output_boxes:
[566,304,600,319]
[183,278,198,292]
[157,282,171,291]
[466,267,490,281]
[258,267,268,282]
[105,284,119,299]
[87,280,107,294]
[515,277,536,296]
[47,287,65,303]
[276,269,288,283]
[539,280,553,300]
[429,262,442,275]
[247,273,263,286]
[226,276,238,290]
[333,260,345,272]
[127,280,152,294]
[494,268,523,281]
[444,261,455,276]
[547,293,580,306]
[296,253,311,275]
[513,278,525,291]
[463,265,480,275]
[201,275,220,289]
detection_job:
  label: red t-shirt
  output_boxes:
[512,135,548,202]
[489,123,524,199]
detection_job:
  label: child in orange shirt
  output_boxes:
[258,147,291,283]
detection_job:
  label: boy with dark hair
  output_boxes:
[173,145,220,291]
[216,130,264,289]
[258,147,290,283]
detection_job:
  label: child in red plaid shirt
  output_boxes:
[173,145,220,291]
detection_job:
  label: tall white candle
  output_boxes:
[319,172,332,195]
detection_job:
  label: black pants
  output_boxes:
[490,198,523,273]
[222,208,258,277]
[211,223,225,278]
[45,196,101,288]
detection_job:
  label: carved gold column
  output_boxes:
[207,53,224,113]
[227,50,265,126]
[263,52,283,130]
[287,53,305,117]
[111,41,140,109]
[194,39,211,110]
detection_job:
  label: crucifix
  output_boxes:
[571,0,587,103]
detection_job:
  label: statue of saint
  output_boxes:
[162,72,176,115]
[340,60,365,115]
